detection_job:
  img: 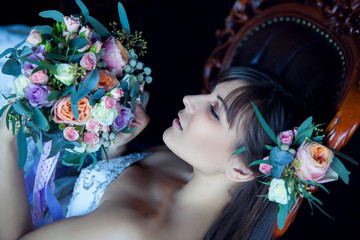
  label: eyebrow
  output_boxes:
[217,95,229,123]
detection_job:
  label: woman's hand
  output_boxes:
[105,93,150,158]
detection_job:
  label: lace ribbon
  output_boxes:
[25,141,63,227]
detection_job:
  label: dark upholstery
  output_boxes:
[230,17,345,123]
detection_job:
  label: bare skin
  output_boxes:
[0,81,254,240]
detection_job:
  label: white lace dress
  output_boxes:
[66,152,150,217]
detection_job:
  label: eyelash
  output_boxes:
[209,104,220,120]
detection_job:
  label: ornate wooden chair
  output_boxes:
[203,0,360,238]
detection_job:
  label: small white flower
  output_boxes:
[12,74,30,98]
[268,178,289,205]
[54,63,76,86]
[91,103,118,126]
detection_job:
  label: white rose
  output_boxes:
[12,74,30,98]
[91,103,117,126]
[268,178,289,205]
[86,143,101,153]
[54,63,76,86]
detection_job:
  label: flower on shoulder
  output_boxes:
[293,141,338,183]
[268,178,290,205]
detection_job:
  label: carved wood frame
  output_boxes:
[203,0,360,238]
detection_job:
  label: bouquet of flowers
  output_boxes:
[0,0,151,170]
[0,0,151,225]
[244,103,357,230]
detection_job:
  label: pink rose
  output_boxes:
[110,87,124,99]
[100,96,117,109]
[29,70,49,84]
[63,15,81,32]
[294,142,337,183]
[63,126,79,141]
[26,29,42,46]
[279,130,294,146]
[90,41,103,54]
[86,118,101,133]
[100,125,110,133]
[62,30,77,41]
[80,52,97,71]
[79,26,93,39]
[100,36,129,77]
[83,131,99,147]
[78,40,92,52]
[259,156,273,174]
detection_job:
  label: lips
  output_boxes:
[172,118,183,130]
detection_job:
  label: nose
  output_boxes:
[183,95,195,114]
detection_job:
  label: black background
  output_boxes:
[0,0,359,239]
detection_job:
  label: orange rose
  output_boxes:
[52,96,92,125]
[96,69,119,92]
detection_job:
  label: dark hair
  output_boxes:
[203,67,307,240]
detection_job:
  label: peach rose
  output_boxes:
[294,142,337,183]
[63,126,79,141]
[52,96,92,125]
[95,69,119,92]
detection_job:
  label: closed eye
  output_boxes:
[210,104,220,120]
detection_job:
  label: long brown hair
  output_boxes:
[203,67,307,240]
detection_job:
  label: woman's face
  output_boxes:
[163,80,246,175]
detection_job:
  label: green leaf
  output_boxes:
[17,126,28,169]
[118,2,130,35]
[297,179,330,194]
[48,138,63,159]
[130,81,140,97]
[277,203,289,230]
[47,90,62,102]
[39,10,65,22]
[32,25,53,35]
[19,46,33,57]
[89,153,98,169]
[60,153,80,166]
[78,69,99,94]
[2,59,21,76]
[87,15,111,39]
[75,0,90,18]
[248,159,274,167]
[329,147,358,165]
[101,145,109,162]
[330,156,351,184]
[70,86,79,120]
[0,47,16,59]
[12,100,34,117]
[0,104,9,118]
[77,154,87,171]
[69,38,89,50]
[32,129,44,154]
[292,117,313,146]
[32,107,50,131]
[232,146,246,155]
[121,126,136,133]
[251,102,277,144]
[265,145,273,150]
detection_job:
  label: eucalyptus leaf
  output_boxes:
[0,47,16,59]
[47,138,63,159]
[17,126,28,169]
[60,153,80,166]
[90,153,98,169]
[77,154,87,171]
[12,100,34,117]
[248,159,274,167]
[330,156,351,184]
[270,165,285,179]
[101,145,109,162]
[251,102,277,144]
[78,69,99,93]
[33,130,44,154]
[75,0,90,19]
[32,25,53,35]
[87,15,111,39]
[69,38,89,50]
[232,146,246,155]
[0,104,9,118]
[70,86,79,120]
[47,90,62,102]
[277,203,288,230]
[130,81,140,97]
[32,107,50,131]
[2,59,21,76]
[121,126,136,133]
[329,147,358,165]
[19,46,33,57]
[39,10,65,22]
[118,2,130,35]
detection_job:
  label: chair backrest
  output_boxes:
[203,0,360,238]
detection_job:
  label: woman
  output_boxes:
[0,67,306,240]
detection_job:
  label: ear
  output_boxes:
[225,159,254,183]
